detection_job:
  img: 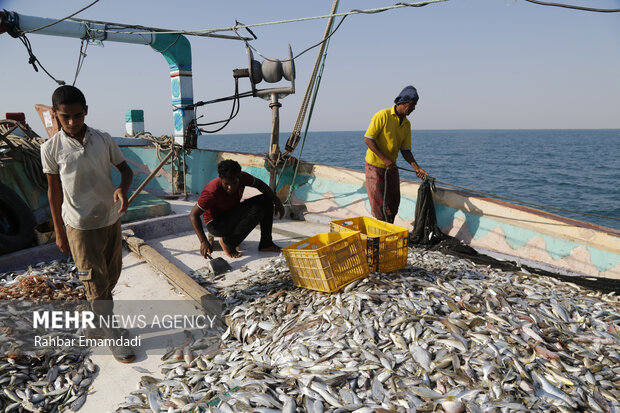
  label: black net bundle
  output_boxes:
[408,178,620,292]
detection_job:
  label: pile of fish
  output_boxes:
[0,260,86,301]
[116,248,620,412]
[0,259,96,413]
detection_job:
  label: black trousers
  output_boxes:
[206,194,274,250]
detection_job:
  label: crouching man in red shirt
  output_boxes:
[189,159,285,258]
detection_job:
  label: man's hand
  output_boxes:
[56,228,71,255]
[274,198,285,219]
[384,159,397,170]
[415,167,429,180]
[114,188,128,213]
[200,240,214,258]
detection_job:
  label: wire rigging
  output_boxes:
[522,0,620,13]
[17,34,66,85]
[65,0,448,37]
[197,78,242,134]
[24,0,101,33]
[283,1,340,206]
[72,37,89,86]
[234,14,348,64]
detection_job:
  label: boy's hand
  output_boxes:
[56,229,71,255]
[114,188,128,213]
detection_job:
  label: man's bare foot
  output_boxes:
[259,242,281,253]
[219,238,241,258]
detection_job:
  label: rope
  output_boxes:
[134,132,183,195]
[17,34,66,85]
[283,2,338,206]
[134,132,178,163]
[383,168,389,222]
[72,37,89,86]
[285,0,340,155]
[72,0,448,36]
[243,12,348,65]
[396,166,620,223]
[23,0,101,33]
[0,121,48,192]
[523,0,620,13]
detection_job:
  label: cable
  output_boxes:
[286,0,340,155]
[284,1,339,207]
[239,15,347,64]
[397,166,620,223]
[197,79,242,134]
[383,168,389,222]
[24,0,101,33]
[523,0,620,13]
[72,38,89,86]
[67,0,447,37]
[17,34,66,85]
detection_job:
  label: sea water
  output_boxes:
[199,129,620,230]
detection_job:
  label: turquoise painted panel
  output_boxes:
[152,34,192,67]
[245,166,271,187]
[174,112,183,132]
[292,173,366,207]
[436,204,456,229]
[171,77,181,98]
[399,196,417,221]
[125,110,144,122]
[185,150,219,194]
[119,147,174,194]
[437,204,619,272]
[585,246,620,272]
[540,234,578,261]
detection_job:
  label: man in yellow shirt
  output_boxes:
[364,85,428,223]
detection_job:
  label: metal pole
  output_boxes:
[128,149,174,206]
[182,149,188,200]
[268,93,282,191]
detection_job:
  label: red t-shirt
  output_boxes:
[196,172,256,224]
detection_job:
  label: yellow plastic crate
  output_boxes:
[282,231,370,293]
[330,216,408,273]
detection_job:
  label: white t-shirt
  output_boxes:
[41,127,125,230]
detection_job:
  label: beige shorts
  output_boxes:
[66,220,122,303]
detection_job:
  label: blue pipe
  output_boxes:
[2,11,194,142]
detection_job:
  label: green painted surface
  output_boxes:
[185,150,218,193]
[0,159,48,210]
[292,173,366,206]
[586,246,620,272]
[125,110,144,122]
[118,147,174,195]
[122,192,171,223]
[152,34,192,67]
[436,204,619,272]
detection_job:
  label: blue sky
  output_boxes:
[1,0,619,137]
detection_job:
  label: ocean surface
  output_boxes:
[199,129,620,230]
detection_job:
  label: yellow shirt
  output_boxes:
[364,106,411,168]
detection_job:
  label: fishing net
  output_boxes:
[409,178,620,292]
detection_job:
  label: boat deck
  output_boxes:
[83,196,329,412]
